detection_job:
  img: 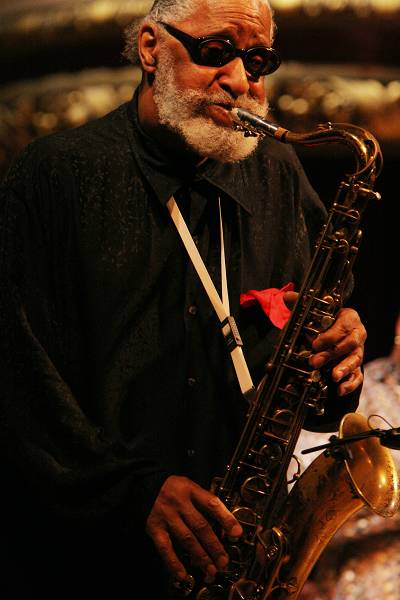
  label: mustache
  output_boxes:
[191,91,267,116]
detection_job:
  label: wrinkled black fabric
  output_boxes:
[0,91,358,598]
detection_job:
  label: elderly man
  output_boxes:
[0,0,365,597]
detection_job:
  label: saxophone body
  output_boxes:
[194,110,399,600]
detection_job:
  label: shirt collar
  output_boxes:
[125,89,254,215]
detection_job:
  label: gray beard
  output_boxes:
[152,47,269,163]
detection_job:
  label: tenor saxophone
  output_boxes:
[193,110,399,600]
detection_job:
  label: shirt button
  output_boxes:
[188,305,197,316]
[187,377,197,387]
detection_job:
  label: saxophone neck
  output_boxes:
[231,107,383,185]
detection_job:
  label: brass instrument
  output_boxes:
[194,110,399,600]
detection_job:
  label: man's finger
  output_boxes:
[150,527,188,582]
[337,367,363,396]
[169,517,218,578]
[331,350,363,383]
[283,290,298,309]
[195,491,243,538]
[311,308,366,352]
[174,507,230,575]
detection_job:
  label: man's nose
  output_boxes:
[218,57,250,98]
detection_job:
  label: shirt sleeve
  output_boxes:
[0,145,170,533]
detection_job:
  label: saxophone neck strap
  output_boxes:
[166,195,255,400]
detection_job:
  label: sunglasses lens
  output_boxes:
[198,41,280,77]
[198,40,234,67]
[245,48,280,76]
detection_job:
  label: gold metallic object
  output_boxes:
[271,412,399,598]
[194,111,399,600]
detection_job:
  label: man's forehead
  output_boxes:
[176,0,272,38]
[199,0,270,10]
[188,0,269,17]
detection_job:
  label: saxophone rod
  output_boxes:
[302,426,400,454]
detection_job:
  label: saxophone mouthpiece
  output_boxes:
[230,107,243,124]
[231,108,289,140]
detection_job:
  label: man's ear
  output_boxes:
[138,22,160,73]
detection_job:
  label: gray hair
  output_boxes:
[122,0,273,66]
[123,0,196,65]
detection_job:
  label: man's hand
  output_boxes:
[146,475,242,585]
[308,307,366,396]
[283,293,366,397]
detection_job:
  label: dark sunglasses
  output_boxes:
[159,22,281,79]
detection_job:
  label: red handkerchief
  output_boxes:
[240,282,294,329]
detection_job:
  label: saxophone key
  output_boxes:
[253,442,284,469]
[171,574,195,597]
[240,477,272,509]
[228,578,258,600]
[232,505,259,535]
[319,314,335,330]
[196,582,226,600]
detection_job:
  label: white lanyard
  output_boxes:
[166,196,255,401]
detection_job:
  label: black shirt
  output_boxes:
[0,91,357,597]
